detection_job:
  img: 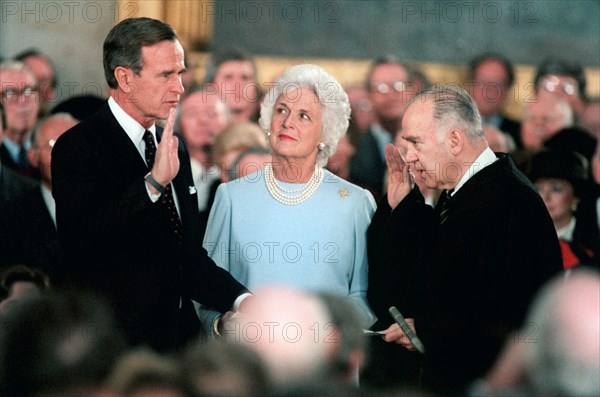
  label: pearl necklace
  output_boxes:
[264,163,323,205]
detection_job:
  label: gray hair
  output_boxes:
[407,84,484,142]
[0,60,36,80]
[31,112,78,149]
[259,64,351,167]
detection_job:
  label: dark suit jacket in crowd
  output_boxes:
[0,162,37,206]
[499,114,522,148]
[0,163,39,270]
[0,144,37,179]
[0,184,63,276]
[51,103,247,352]
[349,126,388,197]
[367,153,562,393]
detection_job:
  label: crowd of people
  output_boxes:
[1,16,599,397]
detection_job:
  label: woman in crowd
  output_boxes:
[212,121,269,184]
[200,64,377,334]
[528,149,599,270]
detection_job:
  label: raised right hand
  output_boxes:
[385,143,414,209]
[151,107,180,186]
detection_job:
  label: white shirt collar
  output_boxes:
[40,184,57,228]
[370,123,394,160]
[451,147,498,196]
[1,136,31,162]
[108,96,156,160]
[556,217,576,241]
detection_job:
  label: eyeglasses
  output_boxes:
[371,81,408,94]
[540,75,578,96]
[1,86,39,102]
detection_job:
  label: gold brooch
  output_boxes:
[338,188,350,198]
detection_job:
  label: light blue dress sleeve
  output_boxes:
[195,183,233,337]
[348,190,378,328]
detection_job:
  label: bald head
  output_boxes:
[521,94,573,150]
[228,286,334,386]
[29,113,78,187]
[525,269,600,396]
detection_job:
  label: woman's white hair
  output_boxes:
[259,64,350,167]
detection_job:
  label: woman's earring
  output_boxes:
[267,131,271,137]
[318,142,326,151]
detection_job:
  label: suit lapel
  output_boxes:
[96,104,149,176]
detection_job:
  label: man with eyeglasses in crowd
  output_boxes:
[352,55,424,390]
[0,61,40,178]
[350,55,418,199]
[534,57,587,122]
[14,49,58,118]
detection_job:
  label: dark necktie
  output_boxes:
[17,145,28,168]
[143,130,183,244]
[439,189,454,225]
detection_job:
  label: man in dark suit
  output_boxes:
[51,17,249,352]
[350,56,415,198]
[467,53,522,148]
[0,113,77,275]
[0,102,37,207]
[366,85,562,394]
[0,61,40,178]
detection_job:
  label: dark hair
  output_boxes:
[103,17,178,89]
[13,48,46,62]
[182,340,270,397]
[468,52,515,87]
[14,48,58,87]
[534,57,587,100]
[204,46,256,84]
[0,289,127,396]
[51,94,106,121]
[317,293,368,381]
[0,265,50,298]
[365,55,411,90]
[527,148,590,198]
[108,349,188,396]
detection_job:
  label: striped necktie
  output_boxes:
[439,189,454,225]
[143,130,183,244]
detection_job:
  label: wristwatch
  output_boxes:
[144,172,165,194]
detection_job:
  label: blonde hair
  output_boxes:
[212,121,268,169]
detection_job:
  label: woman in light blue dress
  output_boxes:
[200,64,377,335]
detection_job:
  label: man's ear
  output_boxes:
[447,128,464,155]
[114,66,134,93]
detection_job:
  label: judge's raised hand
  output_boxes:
[151,107,180,187]
[385,143,413,209]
